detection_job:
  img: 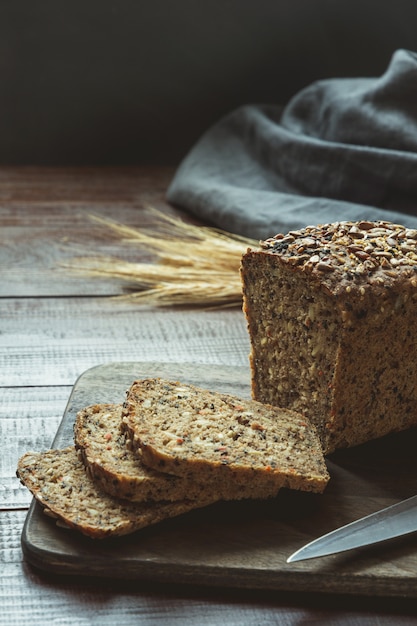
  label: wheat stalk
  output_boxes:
[66,208,258,307]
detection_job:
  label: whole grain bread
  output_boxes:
[240,220,417,453]
[74,403,219,502]
[16,447,217,539]
[121,378,329,495]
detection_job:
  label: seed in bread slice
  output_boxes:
[74,403,216,502]
[74,402,313,502]
[121,379,330,495]
[16,447,217,539]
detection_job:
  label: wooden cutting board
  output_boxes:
[21,362,417,597]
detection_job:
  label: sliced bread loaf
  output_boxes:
[16,447,217,539]
[121,379,329,495]
[74,403,216,502]
[241,220,417,453]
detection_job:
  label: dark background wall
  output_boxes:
[1,0,416,165]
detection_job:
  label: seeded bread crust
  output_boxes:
[121,378,329,495]
[241,220,417,453]
[16,447,217,539]
[74,403,222,502]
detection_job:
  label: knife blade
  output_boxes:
[287,494,417,563]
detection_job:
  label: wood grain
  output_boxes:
[0,166,173,202]
[1,386,71,508]
[0,298,249,386]
[0,166,180,296]
[4,167,417,624]
[20,362,417,599]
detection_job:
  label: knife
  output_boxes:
[287,494,417,563]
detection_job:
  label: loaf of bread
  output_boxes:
[121,378,329,494]
[16,447,216,538]
[240,220,417,454]
[74,403,224,502]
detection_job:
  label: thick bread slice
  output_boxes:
[122,379,329,495]
[16,447,217,539]
[74,403,216,502]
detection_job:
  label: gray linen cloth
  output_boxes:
[167,49,417,239]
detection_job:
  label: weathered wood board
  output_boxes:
[21,362,417,597]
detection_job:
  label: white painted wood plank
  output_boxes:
[1,387,71,508]
[0,299,250,386]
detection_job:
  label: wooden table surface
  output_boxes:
[3,166,417,625]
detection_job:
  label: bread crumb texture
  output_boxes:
[74,403,207,502]
[17,377,330,538]
[16,447,215,539]
[241,220,417,453]
[121,378,329,495]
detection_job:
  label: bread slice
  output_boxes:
[16,447,217,539]
[121,379,329,495]
[74,403,217,502]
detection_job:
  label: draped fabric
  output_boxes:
[167,49,417,239]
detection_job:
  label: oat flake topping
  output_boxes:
[260,220,417,289]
